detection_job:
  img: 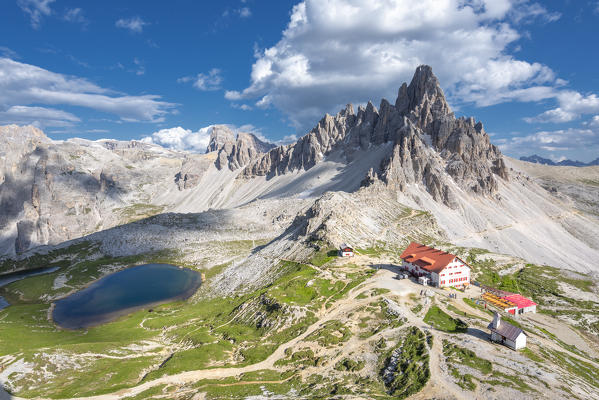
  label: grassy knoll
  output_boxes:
[0,241,95,274]
[380,326,430,398]
[306,320,352,347]
[309,247,338,267]
[335,358,365,372]
[113,203,165,223]
[423,306,468,333]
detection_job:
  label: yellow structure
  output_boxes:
[482,292,517,312]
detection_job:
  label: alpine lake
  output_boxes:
[52,263,201,329]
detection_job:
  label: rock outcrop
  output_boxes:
[0,126,187,255]
[206,125,275,170]
[241,65,509,207]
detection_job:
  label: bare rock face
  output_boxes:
[0,126,186,255]
[241,104,356,177]
[206,125,275,170]
[175,156,213,190]
[241,65,509,207]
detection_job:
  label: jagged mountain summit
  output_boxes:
[0,66,598,275]
[240,65,508,206]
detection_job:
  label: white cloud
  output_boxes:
[133,58,145,76]
[178,69,223,91]
[231,103,252,111]
[0,47,19,59]
[225,90,242,100]
[0,105,79,128]
[526,91,599,123]
[497,121,599,161]
[141,124,269,153]
[225,0,564,129]
[508,1,561,23]
[0,57,175,124]
[18,0,55,29]
[237,7,251,18]
[63,8,88,26]
[275,134,298,145]
[141,126,213,152]
[116,16,148,33]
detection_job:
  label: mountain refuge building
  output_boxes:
[400,242,470,288]
[339,244,354,257]
[488,312,527,350]
[502,294,537,315]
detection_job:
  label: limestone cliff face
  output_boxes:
[0,126,185,256]
[206,125,275,171]
[241,65,508,207]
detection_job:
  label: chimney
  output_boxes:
[492,312,501,329]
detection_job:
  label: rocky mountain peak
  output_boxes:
[206,125,275,171]
[206,125,236,154]
[396,65,453,134]
[240,65,508,207]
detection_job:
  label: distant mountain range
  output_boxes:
[520,154,599,167]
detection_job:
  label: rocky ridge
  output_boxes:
[240,66,508,207]
[0,127,186,255]
[206,125,275,171]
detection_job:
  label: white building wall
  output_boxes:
[438,258,471,288]
[490,331,526,350]
[514,333,527,350]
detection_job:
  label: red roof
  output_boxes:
[400,242,462,273]
[501,294,537,309]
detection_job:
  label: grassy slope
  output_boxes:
[1,234,598,399]
[0,245,375,398]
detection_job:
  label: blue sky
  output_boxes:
[1,0,599,162]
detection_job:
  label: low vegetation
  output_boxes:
[423,305,468,333]
[379,326,430,398]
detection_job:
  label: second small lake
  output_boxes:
[0,266,61,311]
[52,263,201,329]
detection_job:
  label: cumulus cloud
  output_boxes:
[496,121,599,161]
[225,0,564,129]
[141,124,269,153]
[0,57,175,125]
[116,16,148,33]
[178,69,223,91]
[18,0,55,29]
[525,91,599,123]
[141,126,213,152]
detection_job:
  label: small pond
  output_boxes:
[0,266,61,311]
[52,263,201,329]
